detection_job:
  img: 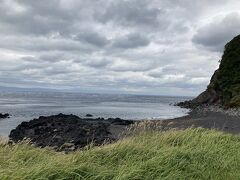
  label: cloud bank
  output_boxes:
[0,0,240,96]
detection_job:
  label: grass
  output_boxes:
[0,128,240,179]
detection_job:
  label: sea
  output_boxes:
[0,91,191,137]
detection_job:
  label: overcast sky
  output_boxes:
[0,0,240,96]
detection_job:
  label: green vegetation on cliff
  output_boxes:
[180,35,240,108]
[211,35,240,107]
[1,129,240,179]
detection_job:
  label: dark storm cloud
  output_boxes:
[192,13,240,52]
[0,0,239,95]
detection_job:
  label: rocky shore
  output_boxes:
[177,102,240,117]
[196,105,240,117]
[7,105,240,152]
[9,114,133,151]
[0,113,10,119]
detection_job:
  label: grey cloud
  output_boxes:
[192,13,240,52]
[74,31,109,47]
[82,59,111,68]
[0,3,69,36]
[159,0,234,17]
[38,53,66,62]
[112,33,150,49]
[0,0,94,36]
[96,0,165,28]
[0,36,96,53]
[109,63,154,72]
[0,0,239,96]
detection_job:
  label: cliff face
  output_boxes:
[179,35,240,108]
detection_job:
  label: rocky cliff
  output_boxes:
[178,35,240,108]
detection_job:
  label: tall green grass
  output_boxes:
[0,128,240,179]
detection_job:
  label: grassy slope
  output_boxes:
[0,129,240,180]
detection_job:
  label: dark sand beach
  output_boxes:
[160,108,240,134]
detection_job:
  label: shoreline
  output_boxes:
[4,105,240,151]
[159,106,240,134]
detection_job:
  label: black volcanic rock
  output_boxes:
[178,35,240,108]
[9,114,133,151]
[0,113,10,119]
[107,118,133,125]
[86,114,93,117]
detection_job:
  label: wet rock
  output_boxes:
[107,118,133,125]
[9,114,134,151]
[86,114,93,117]
[0,113,10,119]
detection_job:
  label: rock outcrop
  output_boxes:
[0,113,10,119]
[178,35,240,108]
[9,114,133,151]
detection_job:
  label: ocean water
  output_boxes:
[0,92,191,136]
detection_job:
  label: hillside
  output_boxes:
[1,129,240,179]
[178,34,240,108]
